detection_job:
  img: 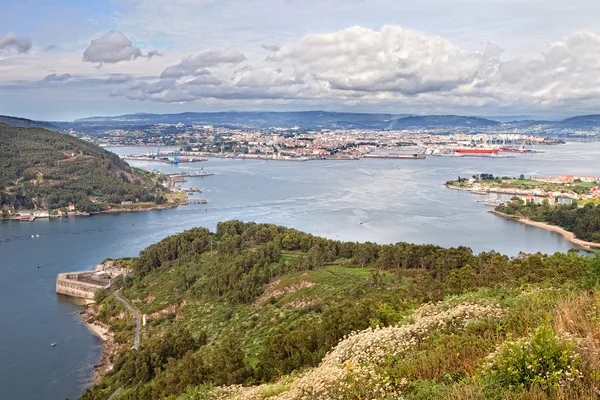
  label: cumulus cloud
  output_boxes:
[493,32,600,102]
[42,73,72,82]
[107,25,600,113]
[0,32,32,54]
[83,31,143,64]
[270,25,483,95]
[159,49,246,78]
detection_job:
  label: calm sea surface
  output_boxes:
[1,141,599,399]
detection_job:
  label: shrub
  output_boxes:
[483,324,581,392]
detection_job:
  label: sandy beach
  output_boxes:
[86,320,110,342]
[490,210,600,250]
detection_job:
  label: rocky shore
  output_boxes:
[80,306,124,384]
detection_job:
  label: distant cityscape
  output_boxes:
[62,123,571,161]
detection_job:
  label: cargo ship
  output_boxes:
[454,148,499,154]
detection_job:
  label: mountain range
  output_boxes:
[4,112,600,132]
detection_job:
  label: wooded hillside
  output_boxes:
[82,221,600,400]
[0,124,168,213]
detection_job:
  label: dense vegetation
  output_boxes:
[81,221,600,400]
[0,124,169,214]
[497,198,600,243]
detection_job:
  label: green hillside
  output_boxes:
[82,221,600,400]
[0,123,171,214]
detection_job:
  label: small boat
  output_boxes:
[31,235,35,238]
[36,234,39,238]
[200,199,208,204]
[50,343,56,347]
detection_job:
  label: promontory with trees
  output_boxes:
[0,124,177,218]
[82,220,600,400]
[446,173,600,246]
[496,198,600,243]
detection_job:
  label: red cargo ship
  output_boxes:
[454,148,499,154]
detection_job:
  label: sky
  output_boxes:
[2,0,600,121]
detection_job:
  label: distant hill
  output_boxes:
[74,111,410,130]
[64,111,600,133]
[0,124,170,214]
[73,112,506,130]
[0,115,59,130]
[552,114,600,129]
[388,115,501,129]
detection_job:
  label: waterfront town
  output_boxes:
[92,124,563,161]
[447,174,600,206]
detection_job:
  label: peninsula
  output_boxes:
[446,173,600,248]
[81,221,600,400]
[0,124,182,220]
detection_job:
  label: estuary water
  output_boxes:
[1,141,599,399]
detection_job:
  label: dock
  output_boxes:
[362,153,426,159]
[167,170,215,178]
[187,198,208,204]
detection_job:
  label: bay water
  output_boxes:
[1,141,599,399]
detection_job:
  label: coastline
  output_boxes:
[80,306,120,384]
[3,202,180,222]
[489,210,600,250]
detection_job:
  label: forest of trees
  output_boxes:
[497,198,600,242]
[81,221,600,400]
[0,124,168,212]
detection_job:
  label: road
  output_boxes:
[107,289,141,399]
[114,289,140,349]
[107,387,122,400]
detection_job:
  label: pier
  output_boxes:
[183,186,203,193]
[362,153,426,160]
[187,198,208,204]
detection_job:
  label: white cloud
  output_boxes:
[83,31,143,64]
[0,32,32,54]
[159,49,246,78]
[110,25,600,115]
[493,32,600,103]
[270,25,484,95]
[42,73,72,82]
